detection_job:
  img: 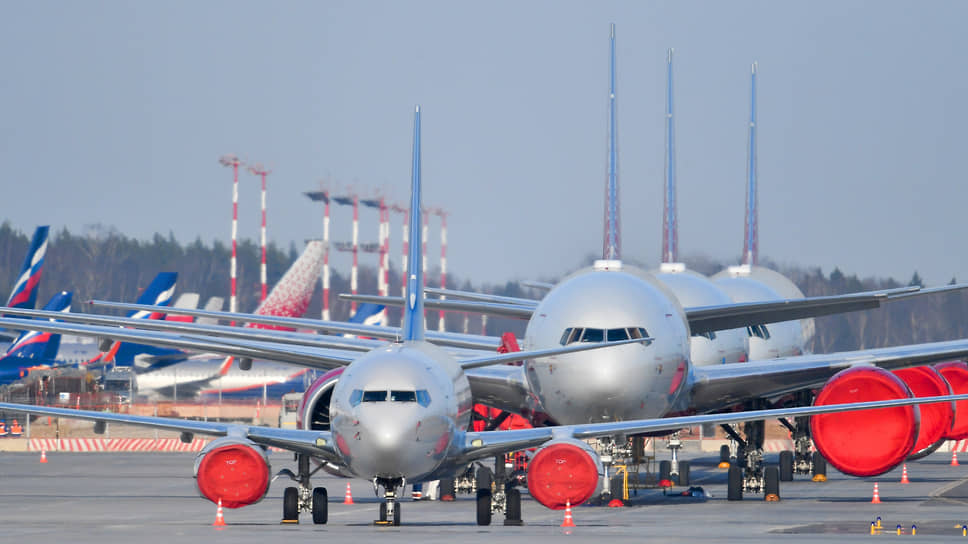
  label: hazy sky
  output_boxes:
[2,1,967,287]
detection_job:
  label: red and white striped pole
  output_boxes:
[219,154,243,318]
[351,195,359,316]
[379,198,390,323]
[323,191,331,321]
[392,204,409,323]
[437,210,447,332]
[248,164,271,303]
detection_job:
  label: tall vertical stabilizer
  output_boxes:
[602,23,621,261]
[742,62,758,266]
[661,49,678,264]
[402,106,425,342]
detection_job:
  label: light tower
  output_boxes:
[361,194,390,325]
[332,191,360,315]
[391,203,409,323]
[218,154,244,317]
[304,188,332,320]
[248,163,271,303]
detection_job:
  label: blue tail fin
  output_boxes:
[349,303,387,326]
[742,62,758,266]
[5,290,72,360]
[128,272,177,319]
[401,106,425,342]
[6,226,49,309]
[602,24,621,261]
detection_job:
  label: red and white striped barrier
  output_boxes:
[28,438,210,452]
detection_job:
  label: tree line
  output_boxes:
[1,222,965,354]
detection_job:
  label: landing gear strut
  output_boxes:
[721,417,768,499]
[475,456,523,526]
[275,453,328,524]
[374,478,403,526]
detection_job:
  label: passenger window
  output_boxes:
[362,390,387,402]
[581,328,604,342]
[416,390,431,407]
[390,390,417,402]
[607,328,629,342]
[349,389,363,406]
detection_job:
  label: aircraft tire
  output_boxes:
[312,487,328,524]
[476,489,492,526]
[727,465,743,501]
[779,451,794,481]
[720,444,730,463]
[505,488,522,524]
[393,503,401,526]
[476,466,493,491]
[678,461,690,487]
[439,477,456,499]
[659,460,672,483]
[379,502,387,522]
[764,466,780,499]
[812,452,827,478]
[283,487,299,522]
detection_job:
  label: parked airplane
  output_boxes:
[0,290,71,384]
[2,107,968,529]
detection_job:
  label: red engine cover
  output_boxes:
[196,443,270,508]
[527,442,599,510]
[893,366,954,457]
[935,362,968,439]
[811,366,918,477]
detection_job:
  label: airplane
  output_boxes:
[1,107,968,529]
[0,225,49,341]
[0,290,72,384]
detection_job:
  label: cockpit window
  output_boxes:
[390,390,417,402]
[746,324,771,340]
[362,390,387,402]
[560,326,651,345]
[416,390,431,407]
[349,389,363,406]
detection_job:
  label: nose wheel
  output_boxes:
[375,478,403,526]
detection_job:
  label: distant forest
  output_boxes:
[1,222,966,354]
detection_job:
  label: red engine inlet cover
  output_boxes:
[527,442,599,510]
[935,362,968,439]
[811,366,918,477]
[196,444,270,508]
[893,366,954,456]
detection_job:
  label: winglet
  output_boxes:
[742,61,758,266]
[402,106,425,342]
[602,23,621,261]
[662,48,677,264]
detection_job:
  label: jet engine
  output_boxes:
[527,438,603,510]
[811,366,919,477]
[299,367,345,431]
[893,366,954,459]
[934,362,968,439]
[193,437,270,508]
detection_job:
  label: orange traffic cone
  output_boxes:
[871,482,881,504]
[900,463,910,484]
[952,449,960,466]
[39,449,48,464]
[213,498,226,527]
[560,500,576,527]
[343,482,354,505]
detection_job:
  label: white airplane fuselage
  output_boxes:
[522,262,691,425]
[328,341,472,481]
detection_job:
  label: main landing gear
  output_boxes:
[275,453,328,524]
[721,416,779,501]
[475,455,523,526]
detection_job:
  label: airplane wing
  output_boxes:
[423,287,539,307]
[456,393,968,463]
[0,316,357,370]
[458,337,651,370]
[340,284,968,333]
[88,301,503,351]
[684,338,968,412]
[0,401,339,462]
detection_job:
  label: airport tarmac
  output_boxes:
[2,449,968,543]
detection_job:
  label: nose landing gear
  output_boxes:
[374,478,403,526]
